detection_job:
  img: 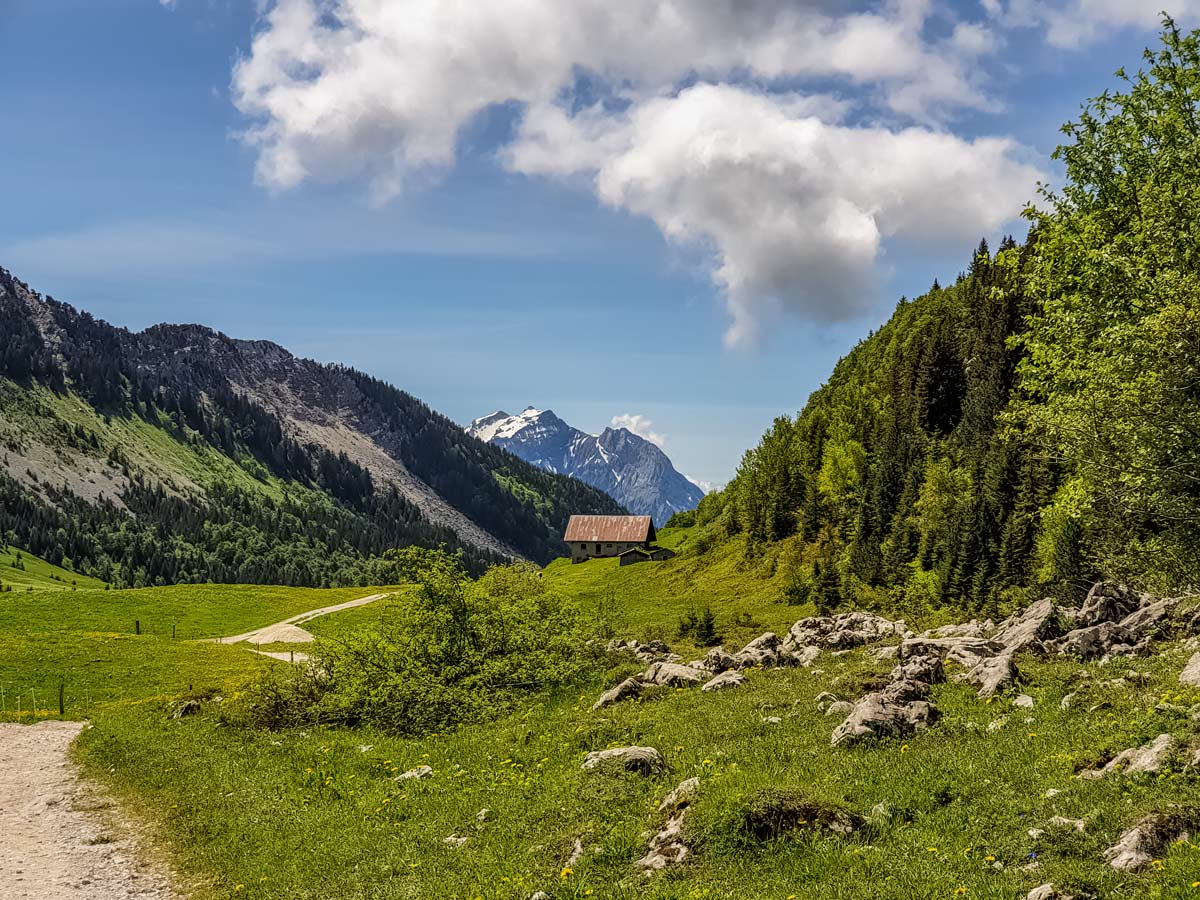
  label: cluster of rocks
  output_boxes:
[830,653,944,747]
[594,611,911,711]
[637,777,699,872]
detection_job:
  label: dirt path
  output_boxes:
[207,592,390,646]
[0,721,176,900]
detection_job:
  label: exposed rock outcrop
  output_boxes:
[830,679,939,747]
[701,670,746,692]
[582,746,666,776]
[1104,812,1195,871]
[592,677,643,711]
[637,778,699,872]
[1078,734,1177,779]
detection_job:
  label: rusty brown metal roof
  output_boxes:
[564,515,655,543]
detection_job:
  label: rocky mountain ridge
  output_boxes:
[0,266,624,581]
[468,407,704,524]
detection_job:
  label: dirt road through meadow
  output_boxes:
[0,721,176,900]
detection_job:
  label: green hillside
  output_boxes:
[0,545,107,591]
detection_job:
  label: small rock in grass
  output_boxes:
[582,746,665,776]
[701,670,746,692]
[815,691,839,713]
[592,676,643,710]
[476,808,491,822]
[1060,693,1075,711]
[1026,885,1066,900]
[642,661,708,687]
[1180,651,1200,687]
[762,716,782,725]
[638,778,700,872]
[443,834,468,848]
[1047,815,1086,832]
[395,765,433,781]
[1104,812,1196,871]
[1043,788,1061,799]
[1012,694,1035,708]
[531,893,550,900]
[825,701,854,718]
[1078,734,1176,779]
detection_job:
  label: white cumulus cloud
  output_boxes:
[611,414,666,447]
[508,85,1041,345]
[230,0,1043,342]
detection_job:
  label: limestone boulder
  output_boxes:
[592,676,643,711]
[701,670,747,692]
[582,746,666,776]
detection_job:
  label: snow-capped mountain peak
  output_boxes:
[467,408,705,524]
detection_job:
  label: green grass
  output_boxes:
[4,565,1200,898]
[74,634,1200,900]
[0,583,380,639]
[0,545,107,591]
[544,527,809,650]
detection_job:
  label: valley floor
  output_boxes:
[2,565,1199,899]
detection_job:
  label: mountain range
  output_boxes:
[0,266,624,587]
[468,407,705,525]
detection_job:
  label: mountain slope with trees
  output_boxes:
[0,271,624,586]
[687,19,1200,617]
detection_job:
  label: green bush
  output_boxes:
[243,548,598,735]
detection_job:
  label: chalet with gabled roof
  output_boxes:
[564,514,655,563]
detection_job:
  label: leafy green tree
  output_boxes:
[1016,17,1200,588]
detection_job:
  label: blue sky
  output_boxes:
[0,1,1190,488]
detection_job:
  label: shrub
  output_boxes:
[243,548,597,735]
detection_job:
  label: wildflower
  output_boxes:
[927,847,938,853]
[984,855,995,862]
[234,886,245,893]
[955,888,967,896]
[900,744,909,753]
[560,867,573,880]
[962,847,972,855]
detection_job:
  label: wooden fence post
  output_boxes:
[58,683,64,716]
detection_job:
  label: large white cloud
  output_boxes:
[232,0,1041,343]
[507,85,1041,345]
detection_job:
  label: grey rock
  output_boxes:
[1012,694,1035,708]
[1180,651,1200,687]
[783,611,905,654]
[963,653,1018,698]
[900,636,1005,668]
[993,598,1065,652]
[592,676,643,710]
[1079,733,1176,779]
[825,701,854,717]
[582,746,666,776]
[830,680,939,747]
[396,765,433,780]
[1054,622,1136,659]
[1104,813,1194,871]
[890,654,945,686]
[637,778,699,872]
[733,632,787,668]
[701,669,746,692]
[641,662,708,687]
[1079,581,1144,627]
[701,646,736,673]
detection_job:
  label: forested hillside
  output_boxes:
[0,271,624,587]
[694,22,1200,617]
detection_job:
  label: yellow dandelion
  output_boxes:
[560,866,573,880]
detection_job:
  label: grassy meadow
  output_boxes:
[0,544,108,591]
[1,541,1199,898]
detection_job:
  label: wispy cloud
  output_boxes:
[1,215,586,280]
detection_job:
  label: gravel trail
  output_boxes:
[0,721,176,900]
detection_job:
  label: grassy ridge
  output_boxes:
[0,545,107,591]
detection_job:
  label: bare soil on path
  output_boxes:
[0,721,177,900]
[206,592,390,646]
